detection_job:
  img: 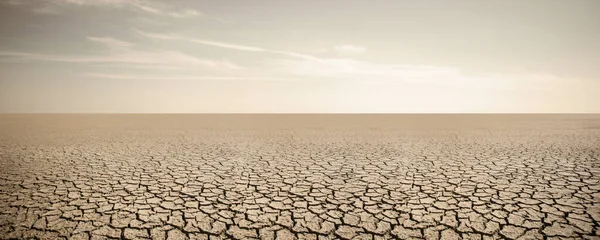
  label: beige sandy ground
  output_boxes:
[0,114,599,239]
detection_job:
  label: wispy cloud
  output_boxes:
[31,5,61,14]
[268,56,579,91]
[136,30,321,61]
[0,36,239,70]
[135,29,532,89]
[4,0,24,5]
[87,36,134,49]
[136,30,265,52]
[333,44,367,55]
[271,58,459,83]
[6,0,201,18]
[133,29,580,91]
[131,28,582,92]
[85,72,298,82]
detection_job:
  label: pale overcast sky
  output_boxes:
[0,0,599,113]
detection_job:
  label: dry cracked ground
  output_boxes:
[0,114,599,240]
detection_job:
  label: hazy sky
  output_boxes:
[0,0,599,113]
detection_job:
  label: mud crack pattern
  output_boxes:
[1,115,599,239]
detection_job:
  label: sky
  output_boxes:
[0,0,599,113]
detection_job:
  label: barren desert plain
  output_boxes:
[0,114,599,240]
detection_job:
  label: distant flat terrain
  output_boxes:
[0,114,599,239]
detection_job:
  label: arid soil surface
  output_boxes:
[1,114,599,240]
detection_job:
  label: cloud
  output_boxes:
[134,30,579,90]
[333,44,367,55]
[6,0,201,18]
[4,0,24,5]
[86,36,134,49]
[81,31,580,92]
[272,58,457,82]
[136,31,265,52]
[168,9,201,18]
[186,39,266,52]
[0,36,239,70]
[267,56,580,91]
[137,30,323,61]
[31,5,61,14]
[85,73,297,81]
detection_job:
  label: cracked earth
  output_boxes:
[1,115,599,240]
